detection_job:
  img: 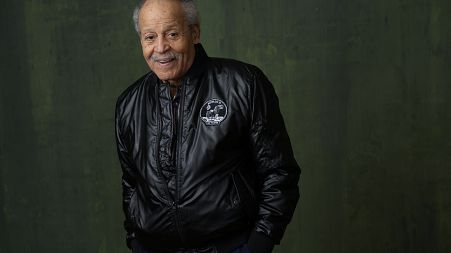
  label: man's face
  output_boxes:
[138,0,200,84]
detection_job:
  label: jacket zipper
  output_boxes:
[155,82,174,206]
[171,79,188,246]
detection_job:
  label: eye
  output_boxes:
[167,32,179,40]
[144,34,156,42]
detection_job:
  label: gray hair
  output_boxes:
[133,0,199,34]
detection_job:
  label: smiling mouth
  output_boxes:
[156,58,175,65]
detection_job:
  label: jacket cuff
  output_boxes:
[247,231,274,253]
[126,232,136,249]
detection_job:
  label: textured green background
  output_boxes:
[1,0,450,252]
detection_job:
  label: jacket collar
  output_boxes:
[183,43,209,81]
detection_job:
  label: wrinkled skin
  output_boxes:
[138,0,200,84]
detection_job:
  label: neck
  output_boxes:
[162,80,181,87]
[167,82,180,88]
[161,80,180,99]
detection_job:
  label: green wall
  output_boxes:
[1,0,450,252]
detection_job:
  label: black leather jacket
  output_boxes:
[115,44,300,253]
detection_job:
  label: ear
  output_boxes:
[190,24,200,44]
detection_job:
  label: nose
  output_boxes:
[154,36,169,53]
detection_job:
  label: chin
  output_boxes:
[156,73,174,79]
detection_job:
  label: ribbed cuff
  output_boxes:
[126,232,136,249]
[247,231,275,253]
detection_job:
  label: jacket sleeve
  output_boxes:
[246,67,301,253]
[115,100,137,249]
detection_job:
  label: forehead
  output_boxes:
[139,0,186,30]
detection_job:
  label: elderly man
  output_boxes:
[115,0,301,253]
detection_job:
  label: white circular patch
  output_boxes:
[200,99,228,126]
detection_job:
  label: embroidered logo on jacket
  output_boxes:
[200,99,228,126]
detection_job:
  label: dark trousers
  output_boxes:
[131,239,251,253]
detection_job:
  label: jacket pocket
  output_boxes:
[232,170,257,221]
[231,173,242,208]
[128,190,138,229]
